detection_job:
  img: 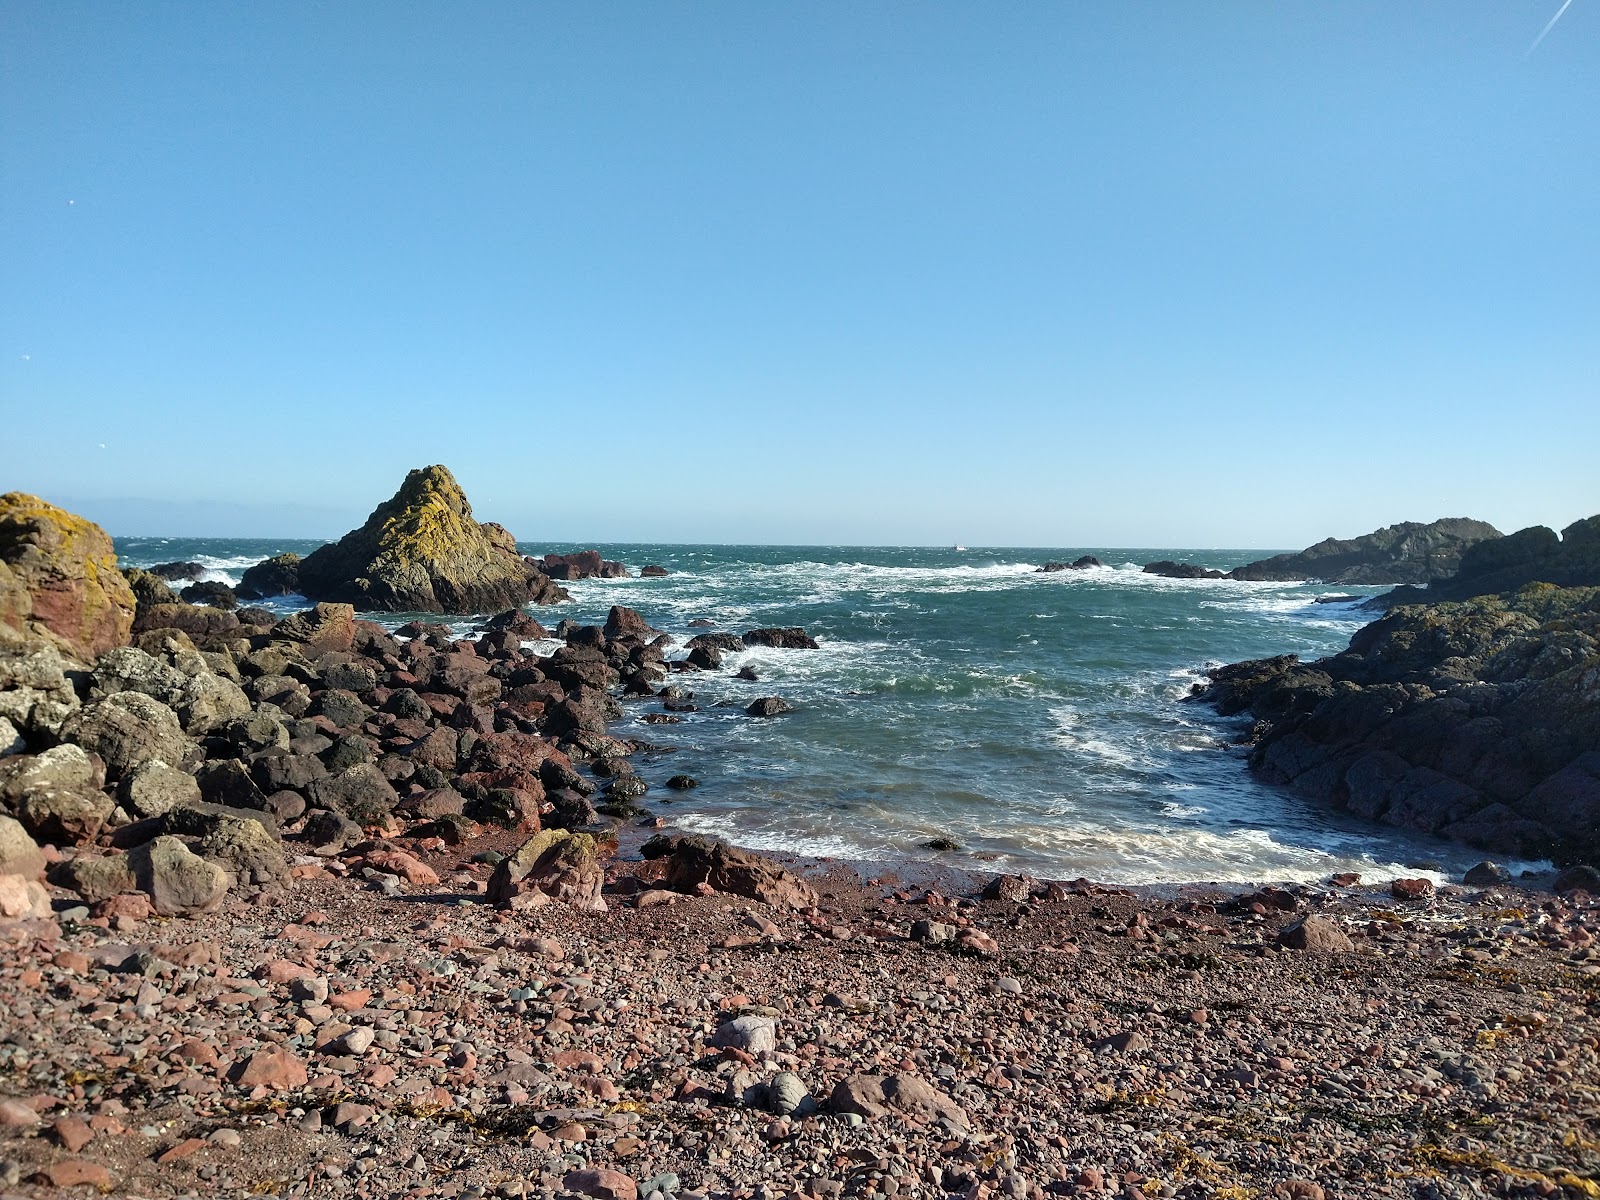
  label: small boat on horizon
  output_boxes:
[953,543,967,551]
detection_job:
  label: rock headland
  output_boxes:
[1229,517,1501,585]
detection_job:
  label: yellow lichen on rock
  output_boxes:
[0,493,135,660]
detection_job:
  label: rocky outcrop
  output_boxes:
[539,551,628,581]
[0,493,135,661]
[1371,516,1600,608]
[1039,557,1103,572]
[237,553,302,600]
[296,465,553,614]
[1230,518,1502,585]
[1193,583,1600,865]
[1143,561,1225,580]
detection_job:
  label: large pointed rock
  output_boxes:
[0,493,135,661]
[296,466,545,614]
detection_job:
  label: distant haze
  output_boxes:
[3,5,1596,546]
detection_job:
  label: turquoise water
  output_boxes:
[115,538,1488,884]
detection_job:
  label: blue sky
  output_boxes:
[2,3,1596,547]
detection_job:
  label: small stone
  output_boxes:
[155,1137,207,1164]
[52,1116,94,1153]
[233,1046,308,1090]
[710,1015,776,1055]
[1277,915,1355,953]
[563,1168,638,1200]
[0,1099,38,1128]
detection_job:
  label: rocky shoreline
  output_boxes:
[5,479,1600,1198]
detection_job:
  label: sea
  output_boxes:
[115,538,1515,887]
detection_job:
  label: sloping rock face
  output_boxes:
[297,466,548,614]
[0,493,135,660]
[1229,518,1502,585]
[1193,583,1600,865]
[1373,516,1600,608]
[237,553,302,600]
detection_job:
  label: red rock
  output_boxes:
[563,1167,636,1199]
[233,1046,308,1090]
[553,1049,604,1072]
[93,892,153,921]
[262,959,314,983]
[52,1115,95,1152]
[329,988,372,1012]
[155,1137,208,1164]
[363,850,440,885]
[1391,877,1436,901]
[53,950,90,973]
[36,1159,114,1189]
[174,1039,220,1070]
[0,1097,39,1126]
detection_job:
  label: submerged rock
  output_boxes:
[296,465,550,613]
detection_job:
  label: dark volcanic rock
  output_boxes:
[1038,556,1104,572]
[539,551,628,581]
[640,564,669,577]
[746,697,792,717]
[1371,516,1600,608]
[1230,518,1502,585]
[237,553,302,600]
[1193,583,1600,865]
[179,580,238,610]
[742,627,821,649]
[1143,561,1225,580]
[296,465,548,614]
[149,561,205,581]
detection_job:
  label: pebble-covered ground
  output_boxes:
[2,851,1599,1200]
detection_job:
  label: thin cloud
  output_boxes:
[1528,0,1577,56]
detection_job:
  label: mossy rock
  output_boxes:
[0,493,135,660]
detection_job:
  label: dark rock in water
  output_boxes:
[687,618,716,628]
[640,564,669,577]
[149,561,205,581]
[1192,583,1600,865]
[743,627,820,649]
[180,580,238,610]
[539,550,628,581]
[1143,561,1225,580]
[603,606,655,641]
[1230,518,1501,585]
[235,605,277,627]
[735,666,759,682]
[665,774,699,790]
[1038,556,1103,572]
[687,632,744,654]
[1,492,137,661]
[687,645,724,670]
[297,465,551,613]
[1463,861,1511,886]
[746,697,792,717]
[924,837,960,852]
[640,833,818,908]
[237,553,302,600]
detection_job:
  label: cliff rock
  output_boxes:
[1193,583,1600,865]
[237,553,302,600]
[1229,518,1501,585]
[0,493,135,660]
[296,466,548,614]
[1372,516,1600,608]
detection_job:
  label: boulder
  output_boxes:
[603,606,655,641]
[0,743,102,802]
[640,565,669,577]
[274,603,356,654]
[149,561,205,581]
[641,834,818,909]
[197,815,288,886]
[118,760,202,818]
[131,603,238,638]
[828,1074,968,1130]
[0,626,81,737]
[746,697,792,717]
[308,763,399,824]
[19,786,113,846]
[237,553,302,600]
[127,835,229,915]
[742,628,820,649]
[123,568,178,612]
[297,466,547,613]
[1276,915,1354,952]
[0,872,51,920]
[0,815,45,878]
[1038,556,1104,572]
[58,852,137,904]
[179,580,238,610]
[0,493,136,660]
[487,828,606,911]
[61,691,192,780]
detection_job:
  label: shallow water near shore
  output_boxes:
[116,538,1520,885]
